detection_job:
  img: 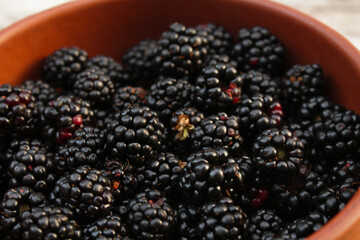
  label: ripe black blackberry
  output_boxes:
[49,165,114,221]
[18,205,82,240]
[283,123,313,156]
[196,23,232,55]
[0,187,46,237]
[43,47,88,88]
[85,55,131,88]
[113,86,147,111]
[0,84,38,135]
[74,67,115,107]
[105,105,164,165]
[195,63,242,113]
[253,127,305,179]
[83,214,130,240]
[41,95,94,144]
[8,139,57,193]
[127,189,175,239]
[123,39,158,81]
[329,154,360,185]
[231,26,285,75]
[179,148,245,203]
[246,209,283,240]
[282,64,324,109]
[154,22,208,78]
[205,54,237,68]
[197,197,247,240]
[234,94,283,140]
[240,71,281,99]
[190,112,243,156]
[235,154,257,187]
[93,108,114,130]
[174,203,201,240]
[147,77,194,122]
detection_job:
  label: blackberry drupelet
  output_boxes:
[235,154,257,187]
[283,123,313,156]
[174,203,201,240]
[231,26,285,75]
[240,71,281,99]
[105,105,164,165]
[147,77,194,122]
[41,95,94,144]
[93,108,114,130]
[49,165,114,221]
[74,67,115,107]
[205,54,238,68]
[154,22,208,78]
[197,197,247,240]
[83,214,131,240]
[234,94,283,140]
[253,127,305,179]
[329,154,360,185]
[196,23,232,55]
[43,47,88,88]
[113,86,147,112]
[195,63,242,113]
[190,112,243,156]
[127,189,175,239]
[246,209,283,240]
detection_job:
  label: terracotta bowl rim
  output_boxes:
[0,0,359,239]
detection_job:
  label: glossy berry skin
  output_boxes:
[205,54,238,68]
[240,71,281,99]
[246,209,283,240]
[83,215,130,240]
[113,86,147,112]
[196,23,232,55]
[175,203,201,240]
[127,189,174,240]
[198,197,247,240]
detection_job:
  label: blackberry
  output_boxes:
[283,123,313,156]
[239,187,270,212]
[231,26,285,75]
[49,165,114,221]
[174,203,201,240]
[43,47,88,88]
[253,128,305,179]
[8,139,57,193]
[123,39,158,81]
[240,71,281,99]
[196,23,232,55]
[18,205,82,240]
[234,94,283,140]
[246,209,283,240]
[235,154,257,187]
[0,187,46,237]
[154,22,208,78]
[329,154,360,185]
[190,112,243,156]
[127,189,175,239]
[0,84,38,135]
[105,105,164,165]
[282,64,324,108]
[113,86,147,112]
[205,54,238,68]
[84,215,131,240]
[93,108,114,130]
[85,55,130,88]
[195,63,242,113]
[147,77,194,122]
[197,197,247,240]
[41,95,94,144]
[74,67,115,107]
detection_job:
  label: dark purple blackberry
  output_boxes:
[239,187,270,212]
[85,55,131,88]
[41,95,94,144]
[205,54,238,68]
[231,26,285,75]
[234,94,283,140]
[282,64,324,108]
[235,154,257,187]
[179,148,245,203]
[283,123,313,156]
[196,23,232,55]
[113,86,147,111]
[253,128,305,179]
[84,215,131,240]
[147,77,194,122]
[123,39,158,81]
[127,189,175,239]
[93,108,114,130]
[49,165,114,221]
[195,63,242,113]
[43,47,88,88]
[174,203,201,240]
[74,67,115,107]
[18,205,82,240]
[0,187,46,237]
[329,154,360,185]
[240,71,281,99]
[197,197,247,240]
[8,139,57,193]
[105,105,164,165]
[0,84,38,135]
[246,209,283,240]
[154,22,208,78]
[190,112,243,156]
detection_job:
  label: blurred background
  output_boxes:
[0,0,359,49]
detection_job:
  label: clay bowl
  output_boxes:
[0,0,359,239]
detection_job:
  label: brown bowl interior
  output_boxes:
[0,0,360,239]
